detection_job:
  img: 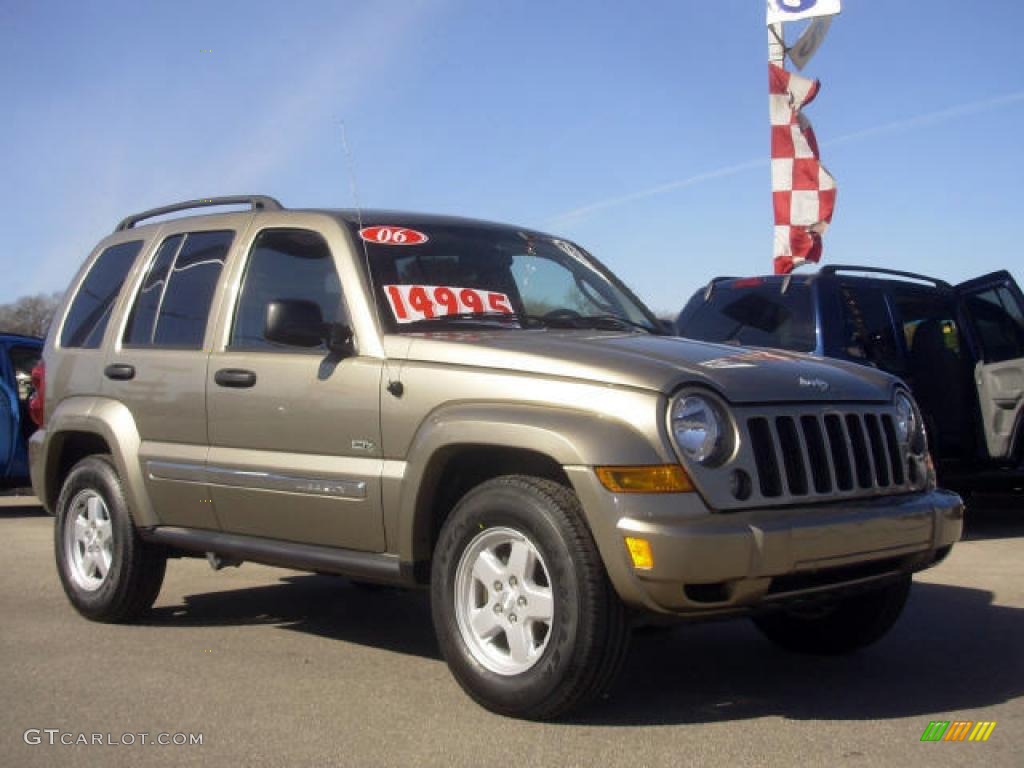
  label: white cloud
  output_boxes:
[546,88,1024,227]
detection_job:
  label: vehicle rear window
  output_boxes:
[677,280,817,352]
[61,241,143,348]
[123,230,233,348]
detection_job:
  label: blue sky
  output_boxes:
[1,0,1022,312]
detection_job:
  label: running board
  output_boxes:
[141,527,410,585]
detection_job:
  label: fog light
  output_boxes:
[625,537,654,570]
[730,469,752,500]
[595,465,693,493]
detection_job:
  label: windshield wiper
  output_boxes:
[399,311,523,330]
[535,314,661,334]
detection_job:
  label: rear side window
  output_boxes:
[230,229,344,351]
[124,230,233,348]
[838,283,904,373]
[61,241,143,348]
[678,280,817,352]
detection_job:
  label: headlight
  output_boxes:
[671,395,728,465]
[894,390,927,455]
[894,391,916,444]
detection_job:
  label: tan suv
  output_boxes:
[29,196,963,719]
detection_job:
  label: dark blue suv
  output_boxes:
[1,333,43,489]
[677,266,1024,494]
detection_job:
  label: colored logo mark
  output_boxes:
[920,721,996,742]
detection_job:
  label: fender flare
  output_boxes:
[394,401,668,565]
[39,396,156,526]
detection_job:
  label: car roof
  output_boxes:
[707,266,950,292]
[115,202,556,242]
[0,333,44,345]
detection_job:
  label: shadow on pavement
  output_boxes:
[146,575,441,661]
[963,495,1024,541]
[0,499,48,518]
[572,580,1024,726]
[147,573,1022,726]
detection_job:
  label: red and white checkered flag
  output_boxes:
[770,63,837,274]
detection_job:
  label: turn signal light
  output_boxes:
[624,537,655,570]
[595,465,693,493]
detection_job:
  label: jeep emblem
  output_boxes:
[798,376,830,393]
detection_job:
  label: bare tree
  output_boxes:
[0,292,63,338]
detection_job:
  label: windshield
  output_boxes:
[351,221,662,334]
[677,279,817,352]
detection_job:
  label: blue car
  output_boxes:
[677,266,1024,494]
[1,333,43,489]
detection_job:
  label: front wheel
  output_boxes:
[752,575,912,655]
[54,455,167,622]
[431,475,630,720]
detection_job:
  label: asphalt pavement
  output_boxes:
[2,494,1022,767]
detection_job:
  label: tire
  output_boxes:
[54,454,166,623]
[752,575,912,655]
[431,475,630,720]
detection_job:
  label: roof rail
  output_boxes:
[114,195,284,232]
[819,264,951,288]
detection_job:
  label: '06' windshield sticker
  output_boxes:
[384,284,514,324]
[359,226,429,246]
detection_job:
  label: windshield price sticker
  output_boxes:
[359,226,429,246]
[384,284,514,324]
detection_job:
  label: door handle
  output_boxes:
[214,368,257,388]
[104,364,136,381]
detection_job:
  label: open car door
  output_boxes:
[0,374,15,478]
[956,271,1024,460]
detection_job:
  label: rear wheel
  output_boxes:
[752,575,912,655]
[431,475,630,720]
[54,455,166,622]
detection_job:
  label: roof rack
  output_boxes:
[819,264,951,288]
[114,195,284,232]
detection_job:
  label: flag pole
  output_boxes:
[768,22,785,67]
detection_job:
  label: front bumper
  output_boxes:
[566,466,963,616]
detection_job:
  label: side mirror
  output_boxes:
[326,323,356,357]
[264,299,326,348]
[264,299,357,356]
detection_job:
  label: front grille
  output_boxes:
[747,409,908,501]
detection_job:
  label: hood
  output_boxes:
[397,330,898,404]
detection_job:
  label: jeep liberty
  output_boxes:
[30,197,962,719]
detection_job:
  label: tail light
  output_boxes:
[28,361,45,427]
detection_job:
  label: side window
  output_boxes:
[230,229,344,351]
[123,235,182,345]
[890,290,962,360]
[964,286,1024,363]
[837,283,903,373]
[61,241,143,348]
[124,231,233,349]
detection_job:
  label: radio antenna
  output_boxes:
[339,120,365,233]
[338,120,408,390]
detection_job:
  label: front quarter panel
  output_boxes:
[391,385,672,565]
